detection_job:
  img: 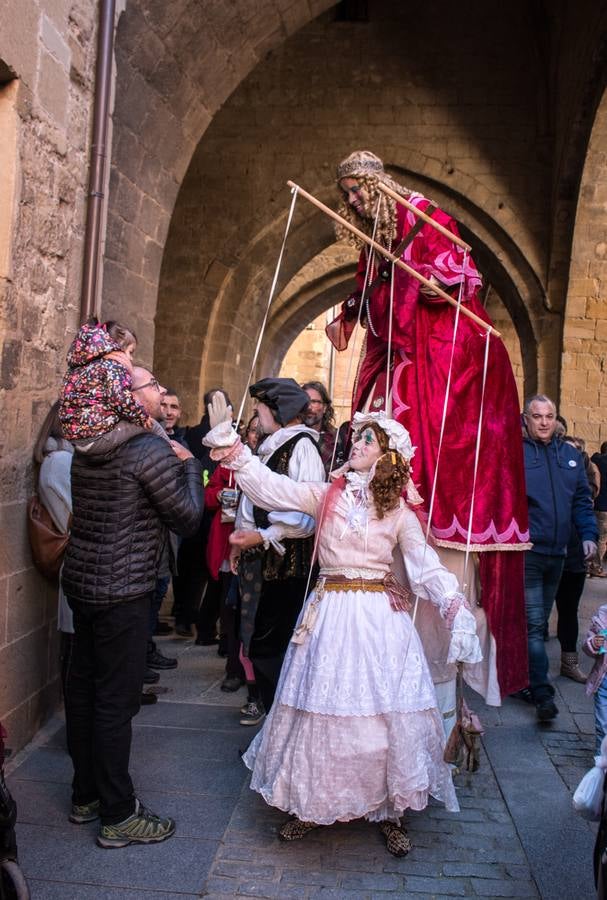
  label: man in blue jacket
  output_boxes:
[523,395,597,721]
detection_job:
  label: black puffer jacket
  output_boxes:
[63,433,203,604]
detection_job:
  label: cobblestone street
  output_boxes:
[7,579,604,900]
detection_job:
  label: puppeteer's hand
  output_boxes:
[229,544,240,575]
[171,440,193,461]
[229,530,263,550]
[208,392,233,429]
[583,540,598,561]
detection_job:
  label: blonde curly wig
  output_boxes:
[335,151,412,250]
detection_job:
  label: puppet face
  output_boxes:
[339,177,372,218]
[349,426,383,471]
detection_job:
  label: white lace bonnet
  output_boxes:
[351,411,415,462]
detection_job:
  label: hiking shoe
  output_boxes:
[97,799,175,849]
[69,799,100,824]
[240,701,265,726]
[536,698,558,722]
[147,647,178,670]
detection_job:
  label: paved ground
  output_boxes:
[6,578,606,899]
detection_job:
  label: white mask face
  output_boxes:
[349,427,383,471]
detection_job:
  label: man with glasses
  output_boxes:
[62,366,204,848]
[302,381,345,476]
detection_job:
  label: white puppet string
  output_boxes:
[235,185,300,429]
[462,327,491,588]
[301,195,383,604]
[410,254,467,627]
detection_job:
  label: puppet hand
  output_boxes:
[419,275,443,298]
[208,392,233,429]
[203,419,238,449]
[343,291,362,323]
[447,607,483,665]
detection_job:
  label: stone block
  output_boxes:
[41,14,70,70]
[0,339,22,390]
[0,500,30,578]
[0,1,39,89]
[586,297,607,320]
[37,50,69,129]
[0,624,50,714]
[6,568,47,642]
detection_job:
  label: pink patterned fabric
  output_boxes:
[59,323,148,440]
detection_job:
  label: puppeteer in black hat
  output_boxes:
[249,377,310,426]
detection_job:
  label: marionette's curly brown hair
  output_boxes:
[366,422,411,518]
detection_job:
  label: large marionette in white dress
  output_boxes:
[204,402,482,850]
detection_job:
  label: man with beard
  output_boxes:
[302,381,345,476]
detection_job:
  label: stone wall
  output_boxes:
[0,0,97,750]
[560,90,607,451]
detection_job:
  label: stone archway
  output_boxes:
[150,0,559,423]
[560,84,607,446]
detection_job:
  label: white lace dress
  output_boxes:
[227,451,468,824]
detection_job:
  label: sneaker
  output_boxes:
[147,647,178,670]
[69,799,100,824]
[240,700,265,726]
[143,668,160,685]
[536,698,558,721]
[97,799,175,849]
[221,676,243,692]
[140,691,158,705]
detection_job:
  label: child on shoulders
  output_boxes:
[59,319,154,454]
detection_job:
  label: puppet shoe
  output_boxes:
[278,818,319,841]
[379,820,412,857]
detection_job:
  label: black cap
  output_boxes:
[249,378,310,427]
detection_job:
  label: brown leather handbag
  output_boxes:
[26,495,70,581]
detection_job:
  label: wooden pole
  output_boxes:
[376,182,472,252]
[287,181,500,338]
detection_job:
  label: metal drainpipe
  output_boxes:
[80,0,116,323]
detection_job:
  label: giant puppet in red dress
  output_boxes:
[327,151,529,698]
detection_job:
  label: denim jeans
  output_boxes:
[150,575,171,636]
[524,551,565,702]
[64,595,151,824]
[595,677,607,754]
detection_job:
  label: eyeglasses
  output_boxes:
[133,377,160,392]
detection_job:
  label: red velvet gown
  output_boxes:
[327,196,529,696]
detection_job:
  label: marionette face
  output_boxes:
[339,177,372,219]
[524,399,557,444]
[349,426,383,471]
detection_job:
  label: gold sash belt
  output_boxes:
[322,578,385,593]
[291,573,413,645]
